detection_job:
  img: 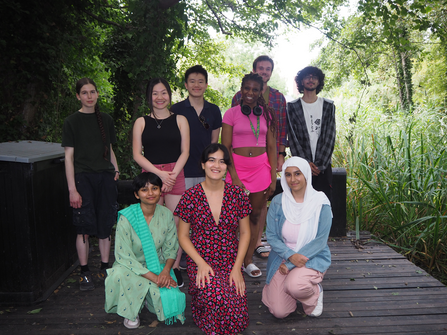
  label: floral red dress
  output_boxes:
[174,182,252,335]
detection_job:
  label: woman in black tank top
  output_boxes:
[132,78,190,285]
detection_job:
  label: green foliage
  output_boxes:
[101,0,188,178]
[185,0,347,47]
[0,0,115,143]
[334,103,447,279]
[205,38,288,110]
[315,0,447,111]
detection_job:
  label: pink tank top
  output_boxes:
[222,105,268,148]
[282,219,301,250]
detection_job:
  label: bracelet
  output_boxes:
[115,171,120,174]
[279,151,286,157]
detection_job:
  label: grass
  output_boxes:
[333,103,447,284]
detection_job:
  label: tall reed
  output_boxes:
[333,104,447,279]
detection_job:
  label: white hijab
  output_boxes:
[280,157,331,253]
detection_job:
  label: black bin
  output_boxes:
[0,141,77,305]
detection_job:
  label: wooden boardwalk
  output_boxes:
[1,237,447,334]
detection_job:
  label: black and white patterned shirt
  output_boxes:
[286,97,336,171]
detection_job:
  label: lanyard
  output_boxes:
[247,115,260,145]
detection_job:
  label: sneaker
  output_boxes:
[123,315,140,329]
[97,268,107,281]
[79,271,95,291]
[173,268,184,288]
[179,251,187,270]
[309,284,323,317]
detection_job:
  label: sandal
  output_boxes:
[254,246,270,258]
[243,263,262,278]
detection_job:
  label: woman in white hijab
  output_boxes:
[262,157,332,318]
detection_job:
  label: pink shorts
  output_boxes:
[143,162,185,196]
[225,152,271,193]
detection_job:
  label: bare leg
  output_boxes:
[76,234,89,266]
[244,191,266,275]
[98,237,111,264]
[164,194,183,269]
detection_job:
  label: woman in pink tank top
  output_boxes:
[222,73,277,278]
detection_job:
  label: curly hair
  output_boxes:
[76,77,109,160]
[240,73,277,134]
[295,66,325,94]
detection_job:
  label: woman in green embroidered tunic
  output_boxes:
[105,172,186,329]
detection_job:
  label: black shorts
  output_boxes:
[73,172,118,238]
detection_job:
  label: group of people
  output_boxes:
[62,55,336,334]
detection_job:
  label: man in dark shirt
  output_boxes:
[171,65,222,189]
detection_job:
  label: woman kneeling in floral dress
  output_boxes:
[175,143,251,334]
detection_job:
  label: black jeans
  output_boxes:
[312,165,332,204]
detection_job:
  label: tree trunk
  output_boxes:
[400,50,413,109]
[392,48,405,108]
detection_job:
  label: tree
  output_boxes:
[0,0,120,142]
[1,0,353,177]
[313,0,447,111]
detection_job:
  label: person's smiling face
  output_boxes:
[151,83,170,110]
[285,166,307,195]
[134,183,161,206]
[202,149,227,181]
[241,80,262,109]
[185,73,208,98]
[254,60,273,84]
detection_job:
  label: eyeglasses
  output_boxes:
[303,75,318,81]
[199,115,209,130]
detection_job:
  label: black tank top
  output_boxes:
[142,114,182,164]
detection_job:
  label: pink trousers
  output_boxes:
[262,266,324,318]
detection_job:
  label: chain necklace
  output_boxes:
[152,112,166,129]
[247,115,260,145]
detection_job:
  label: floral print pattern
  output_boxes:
[174,182,252,335]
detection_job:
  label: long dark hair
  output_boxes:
[146,77,172,112]
[241,73,277,133]
[76,77,109,160]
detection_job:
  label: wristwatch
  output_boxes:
[279,151,286,157]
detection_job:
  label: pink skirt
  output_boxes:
[143,162,185,196]
[226,152,271,193]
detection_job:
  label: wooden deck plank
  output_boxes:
[0,237,446,334]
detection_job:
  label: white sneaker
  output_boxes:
[309,284,323,317]
[123,315,140,329]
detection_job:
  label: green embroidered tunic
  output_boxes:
[105,204,185,323]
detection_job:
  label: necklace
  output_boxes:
[247,115,260,145]
[152,112,166,129]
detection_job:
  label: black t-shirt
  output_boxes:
[62,111,116,173]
